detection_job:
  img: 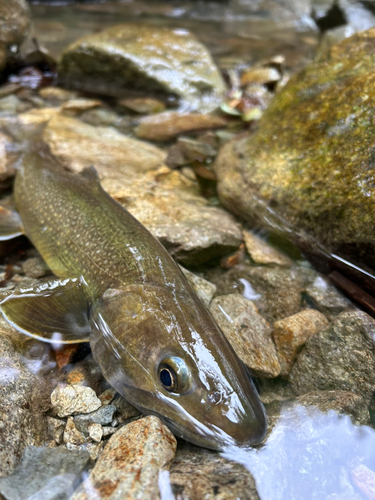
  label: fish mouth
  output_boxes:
[159,413,266,451]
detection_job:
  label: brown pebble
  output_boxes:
[135,112,227,141]
[273,309,329,377]
[70,416,177,500]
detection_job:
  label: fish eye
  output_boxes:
[158,356,191,394]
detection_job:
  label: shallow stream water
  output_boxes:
[2,1,375,499]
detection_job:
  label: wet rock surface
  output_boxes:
[112,166,243,265]
[243,230,293,267]
[290,310,375,401]
[303,275,351,320]
[266,390,371,432]
[71,416,177,500]
[73,404,116,434]
[58,24,226,112]
[0,446,89,500]
[170,442,260,500]
[180,265,217,307]
[210,294,281,377]
[207,263,304,323]
[214,28,375,275]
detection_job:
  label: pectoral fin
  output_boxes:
[0,206,24,240]
[0,277,91,344]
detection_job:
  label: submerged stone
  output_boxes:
[73,404,116,434]
[0,446,89,500]
[290,310,375,401]
[266,390,371,432]
[170,442,260,500]
[207,262,304,323]
[303,275,351,320]
[0,320,52,476]
[180,266,217,307]
[210,294,281,378]
[242,230,293,267]
[214,28,375,276]
[58,24,226,112]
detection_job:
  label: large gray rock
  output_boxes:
[0,446,90,500]
[58,24,226,112]
[290,310,375,401]
[0,405,49,478]
[214,28,375,276]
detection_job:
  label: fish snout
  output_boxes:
[203,389,267,448]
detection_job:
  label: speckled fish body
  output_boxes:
[3,147,266,450]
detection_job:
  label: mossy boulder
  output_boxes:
[214,28,375,274]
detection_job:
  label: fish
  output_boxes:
[0,144,266,450]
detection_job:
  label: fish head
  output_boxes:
[90,283,267,450]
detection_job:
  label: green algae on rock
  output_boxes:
[58,24,226,112]
[214,28,375,275]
